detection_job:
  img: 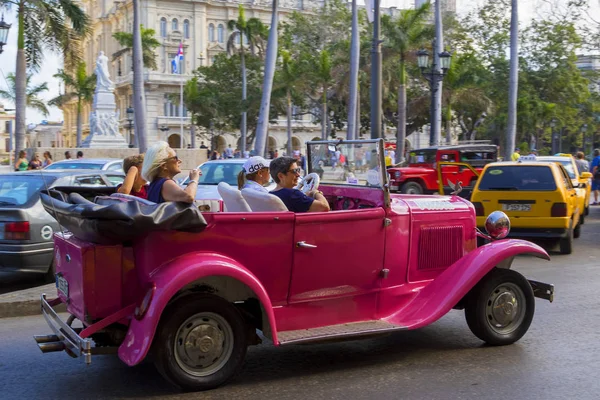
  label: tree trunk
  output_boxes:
[321,88,327,140]
[132,0,148,152]
[14,4,26,156]
[286,90,292,156]
[76,99,82,147]
[190,122,196,148]
[254,0,279,157]
[347,0,359,141]
[395,60,406,164]
[505,0,519,160]
[445,100,452,144]
[240,47,247,154]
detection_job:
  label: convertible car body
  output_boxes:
[35,139,554,392]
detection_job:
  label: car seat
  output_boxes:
[217,182,251,212]
[241,188,288,212]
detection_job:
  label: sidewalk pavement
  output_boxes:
[0,283,64,318]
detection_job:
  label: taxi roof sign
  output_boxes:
[517,155,537,162]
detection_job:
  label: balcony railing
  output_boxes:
[157,116,192,127]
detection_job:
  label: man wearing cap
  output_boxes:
[511,148,520,161]
[238,156,270,192]
[269,157,330,213]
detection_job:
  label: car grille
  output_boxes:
[418,225,464,270]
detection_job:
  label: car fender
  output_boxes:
[117,252,277,366]
[385,239,549,329]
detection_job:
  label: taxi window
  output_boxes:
[479,166,556,191]
[557,166,573,189]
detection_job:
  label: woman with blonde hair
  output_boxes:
[142,141,200,204]
[237,156,270,192]
[28,152,42,170]
[42,151,53,167]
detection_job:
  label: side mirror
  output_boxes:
[581,172,593,179]
[485,211,510,240]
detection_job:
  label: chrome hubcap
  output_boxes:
[174,312,233,377]
[485,283,525,335]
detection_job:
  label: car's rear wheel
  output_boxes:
[585,206,589,216]
[559,223,574,254]
[579,212,585,225]
[400,181,423,195]
[574,221,581,239]
[153,294,248,391]
[465,268,535,346]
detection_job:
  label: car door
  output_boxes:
[288,208,386,318]
[557,166,580,219]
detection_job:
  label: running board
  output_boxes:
[278,321,406,345]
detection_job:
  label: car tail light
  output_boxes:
[135,284,156,320]
[1,221,30,240]
[472,202,484,216]
[551,203,568,217]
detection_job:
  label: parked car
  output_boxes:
[44,158,124,172]
[180,159,275,200]
[35,139,553,392]
[537,154,592,217]
[471,158,583,254]
[388,145,498,195]
[0,170,124,280]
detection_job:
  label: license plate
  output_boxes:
[56,274,69,298]
[502,203,531,212]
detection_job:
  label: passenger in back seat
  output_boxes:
[238,156,270,193]
[117,155,148,199]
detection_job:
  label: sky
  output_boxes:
[0,0,598,125]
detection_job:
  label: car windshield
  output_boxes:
[198,162,244,186]
[408,149,437,164]
[537,158,576,179]
[478,166,556,191]
[45,162,104,170]
[0,175,57,206]
[307,140,384,188]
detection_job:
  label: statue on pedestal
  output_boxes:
[95,51,114,92]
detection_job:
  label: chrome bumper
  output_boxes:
[528,280,554,303]
[35,293,93,364]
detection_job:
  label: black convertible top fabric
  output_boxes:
[40,190,207,244]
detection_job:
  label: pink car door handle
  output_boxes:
[296,241,317,249]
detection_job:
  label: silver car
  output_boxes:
[0,170,125,280]
[180,159,276,200]
[44,158,124,173]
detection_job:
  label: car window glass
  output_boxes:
[408,150,436,164]
[478,166,556,191]
[558,167,573,189]
[45,162,104,170]
[198,163,244,186]
[74,175,106,187]
[107,162,124,171]
[440,153,457,162]
[105,175,125,186]
[0,175,57,206]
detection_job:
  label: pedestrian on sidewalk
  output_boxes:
[575,152,589,174]
[14,151,28,171]
[590,149,600,205]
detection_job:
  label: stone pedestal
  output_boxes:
[81,88,129,149]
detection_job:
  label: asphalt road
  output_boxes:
[2,211,600,399]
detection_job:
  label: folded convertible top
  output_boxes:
[40,190,207,244]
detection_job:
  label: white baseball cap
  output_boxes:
[243,156,268,174]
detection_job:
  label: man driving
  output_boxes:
[270,157,330,213]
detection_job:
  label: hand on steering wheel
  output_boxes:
[295,172,320,194]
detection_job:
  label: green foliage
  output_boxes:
[49,62,96,111]
[112,26,161,70]
[0,72,50,116]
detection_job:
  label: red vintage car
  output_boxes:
[35,139,553,392]
[388,144,498,195]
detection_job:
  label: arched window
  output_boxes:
[160,17,167,37]
[217,24,224,43]
[208,24,215,42]
[243,33,248,45]
[234,31,240,45]
[183,19,190,38]
[172,18,178,31]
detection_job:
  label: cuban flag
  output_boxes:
[171,43,184,73]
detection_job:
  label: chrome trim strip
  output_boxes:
[0,248,53,255]
[39,294,93,364]
[279,325,406,345]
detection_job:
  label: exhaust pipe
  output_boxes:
[34,334,60,344]
[37,341,66,353]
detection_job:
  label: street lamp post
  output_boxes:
[126,107,135,148]
[417,47,452,147]
[581,124,588,153]
[0,14,11,54]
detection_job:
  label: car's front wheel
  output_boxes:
[153,294,248,391]
[465,268,535,346]
[400,181,423,195]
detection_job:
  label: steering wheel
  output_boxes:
[295,173,320,194]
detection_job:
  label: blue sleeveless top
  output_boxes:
[147,178,169,203]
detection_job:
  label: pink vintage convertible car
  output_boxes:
[35,139,554,391]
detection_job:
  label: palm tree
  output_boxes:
[49,62,96,147]
[254,0,279,157]
[313,50,332,140]
[506,0,519,160]
[227,5,267,154]
[382,2,432,163]
[2,0,90,156]
[273,50,304,155]
[132,0,148,152]
[112,25,161,70]
[0,73,50,117]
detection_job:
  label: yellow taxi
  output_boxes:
[539,154,592,217]
[472,157,582,254]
